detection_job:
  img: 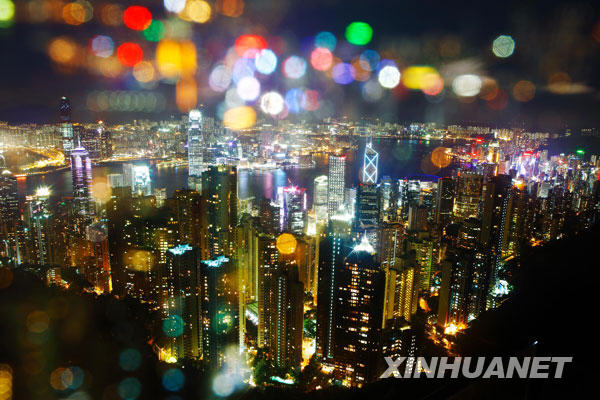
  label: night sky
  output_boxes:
[0,0,599,131]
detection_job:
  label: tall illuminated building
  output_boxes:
[378,176,392,221]
[160,245,201,361]
[481,174,512,307]
[132,165,152,197]
[26,187,52,266]
[200,255,239,370]
[454,171,483,221]
[70,145,94,231]
[362,140,378,184]
[257,234,303,369]
[0,168,21,265]
[436,177,455,228]
[355,183,379,234]
[313,175,328,224]
[383,251,420,324]
[201,166,237,258]
[86,222,112,293]
[187,109,204,190]
[327,154,345,217]
[59,96,74,155]
[282,185,307,234]
[322,236,385,387]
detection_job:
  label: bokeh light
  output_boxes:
[117,43,143,67]
[285,88,304,113]
[362,79,383,102]
[118,377,142,400]
[232,57,256,83]
[260,91,285,115]
[378,65,401,89]
[332,62,355,85]
[164,0,186,14]
[119,349,142,372]
[314,31,337,51]
[143,20,165,42]
[234,34,266,58]
[236,76,260,101]
[176,77,198,112]
[492,35,515,58]
[359,50,380,71]
[452,74,482,97]
[345,22,373,46]
[430,147,452,168]
[209,64,232,92]
[254,49,277,75]
[401,66,437,90]
[156,40,197,78]
[48,37,78,65]
[123,6,152,31]
[310,47,333,71]
[0,0,15,24]
[216,0,245,18]
[512,80,535,102]
[99,3,122,26]
[223,106,256,130]
[62,1,93,26]
[162,315,184,337]
[180,0,211,23]
[283,56,307,79]
[162,368,185,392]
[91,177,112,203]
[302,90,319,111]
[90,35,114,58]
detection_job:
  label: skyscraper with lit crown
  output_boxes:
[70,145,94,231]
[362,140,378,184]
[59,96,74,156]
[188,109,204,190]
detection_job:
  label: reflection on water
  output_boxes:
[22,139,455,204]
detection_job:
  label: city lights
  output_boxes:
[0,1,597,397]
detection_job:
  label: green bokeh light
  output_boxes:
[143,20,165,42]
[345,22,373,46]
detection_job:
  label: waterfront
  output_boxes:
[20,139,454,203]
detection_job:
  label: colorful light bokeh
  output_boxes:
[345,22,373,46]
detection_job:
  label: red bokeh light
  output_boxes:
[310,47,333,71]
[234,34,267,58]
[117,43,143,67]
[123,6,152,31]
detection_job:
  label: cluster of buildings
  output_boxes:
[1,101,600,389]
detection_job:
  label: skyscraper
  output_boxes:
[327,154,345,217]
[86,222,112,293]
[481,174,512,307]
[282,185,307,234]
[59,96,74,156]
[355,183,379,232]
[70,146,94,231]
[201,165,237,258]
[362,140,378,184]
[160,245,201,361]
[324,236,385,386]
[0,168,21,265]
[200,255,239,369]
[257,234,303,369]
[436,177,455,228]
[187,109,204,190]
[454,171,483,221]
[313,175,328,224]
[26,187,51,266]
